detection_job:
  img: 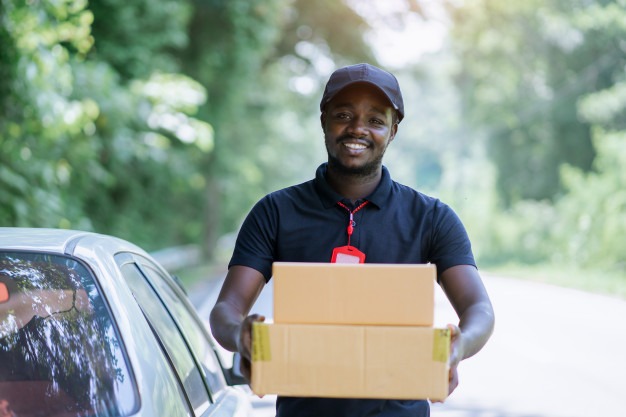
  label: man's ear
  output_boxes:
[389,122,398,143]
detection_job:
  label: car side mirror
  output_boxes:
[224,352,248,386]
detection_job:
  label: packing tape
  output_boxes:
[432,328,451,363]
[252,322,271,362]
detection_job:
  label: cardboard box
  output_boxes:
[251,323,450,401]
[272,262,435,326]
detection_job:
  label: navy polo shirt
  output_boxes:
[229,163,476,417]
[230,163,475,282]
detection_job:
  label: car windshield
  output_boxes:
[0,251,137,417]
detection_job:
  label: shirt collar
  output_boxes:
[313,163,392,209]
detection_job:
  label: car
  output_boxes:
[0,227,251,417]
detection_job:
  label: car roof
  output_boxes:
[0,227,146,258]
[0,227,93,252]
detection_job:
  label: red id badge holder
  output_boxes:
[331,245,366,264]
[332,200,369,264]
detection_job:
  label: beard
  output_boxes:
[325,138,387,178]
[326,152,383,177]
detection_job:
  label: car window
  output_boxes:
[138,262,227,395]
[0,251,138,417]
[120,263,211,416]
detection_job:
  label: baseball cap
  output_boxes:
[320,63,404,122]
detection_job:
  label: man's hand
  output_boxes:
[210,265,266,381]
[447,323,464,396]
[431,323,464,403]
[437,265,495,401]
[237,313,265,381]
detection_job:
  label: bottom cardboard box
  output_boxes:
[251,323,450,401]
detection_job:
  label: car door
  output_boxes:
[116,252,251,417]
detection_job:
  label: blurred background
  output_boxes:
[1,0,624,294]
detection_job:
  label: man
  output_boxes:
[210,63,495,417]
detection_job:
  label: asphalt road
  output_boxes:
[194,272,626,417]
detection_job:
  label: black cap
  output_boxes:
[320,63,404,122]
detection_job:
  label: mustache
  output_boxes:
[336,134,371,145]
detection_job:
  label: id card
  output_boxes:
[331,245,366,264]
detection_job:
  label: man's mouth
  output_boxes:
[343,142,367,150]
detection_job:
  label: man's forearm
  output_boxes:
[210,301,244,353]
[458,301,495,360]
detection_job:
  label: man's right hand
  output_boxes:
[237,313,265,381]
[210,265,267,382]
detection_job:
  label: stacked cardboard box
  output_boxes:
[251,262,450,401]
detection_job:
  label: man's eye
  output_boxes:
[370,118,384,125]
[334,113,350,120]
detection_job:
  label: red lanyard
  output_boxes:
[336,200,369,247]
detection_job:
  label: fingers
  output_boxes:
[448,365,459,396]
[249,313,266,323]
[446,323,462,363]
[238,314,266,360]
[238,314,266,387]
[432,325,463,403]
[240,355,252,382]
[447,323,461,340]
[446,323,462,398]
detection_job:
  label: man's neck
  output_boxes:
[326,166,382,202]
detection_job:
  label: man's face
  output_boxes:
[322,82,398,177]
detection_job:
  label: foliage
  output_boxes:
[552,131,626,270]
[469,127,626,274]
[88,0,191,80]
[0,0,376,254]
[0,0,211,250]
[550,53,626,271]
[179,0,289,251]
[1,0,97,229]
[1,0,624,282]
[273,0,375,66]
[179,0,376,253]
[448,0,626,204]
[445,0,626,276]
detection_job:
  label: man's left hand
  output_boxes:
[447,323,464,396]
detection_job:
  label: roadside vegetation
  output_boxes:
[1,0,624,297]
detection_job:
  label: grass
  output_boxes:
[484,262,626,300]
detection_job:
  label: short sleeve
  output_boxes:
[228,195,278,282]
[427,202,476,277]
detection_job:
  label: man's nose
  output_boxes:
[347,116,367,137]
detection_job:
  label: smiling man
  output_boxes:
[210,63,495,417]
[322,77,398,199]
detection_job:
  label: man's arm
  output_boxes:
[439,264,495,396]
[210,265,266,380]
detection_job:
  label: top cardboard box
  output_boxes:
[272,262,435,326]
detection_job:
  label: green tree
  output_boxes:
[0,0,212,250]
[0,0,385,257]
[180,0,375,255]
[552,2,626,270]
[88,0,190,80]
[448,0,625,204]
[0,0,98,229]
[446,0,626,274]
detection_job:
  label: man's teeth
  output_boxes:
[344,143,367,150]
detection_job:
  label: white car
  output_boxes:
[0,227,251,417]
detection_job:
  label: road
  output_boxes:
[193,272,626,417]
